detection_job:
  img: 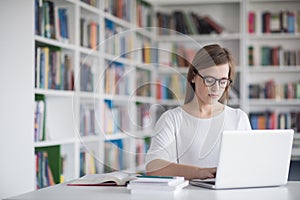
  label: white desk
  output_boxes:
[6,182,300,200]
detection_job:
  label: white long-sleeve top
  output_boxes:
[146,106,252,168]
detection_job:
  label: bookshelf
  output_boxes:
[33,0,154,188]
[245,0,300,159]
[147,0,300,160]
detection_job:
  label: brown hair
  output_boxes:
[184,44,235,104]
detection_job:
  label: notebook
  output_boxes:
[190,129,294,189]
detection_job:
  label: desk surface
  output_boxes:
[6,182,300,200]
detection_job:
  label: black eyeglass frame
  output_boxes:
[194,70,232,88]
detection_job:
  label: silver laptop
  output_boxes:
[190,129,294,189]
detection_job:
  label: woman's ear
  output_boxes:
[191,71,196,83]
[191,76,195,83]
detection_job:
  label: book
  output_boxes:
[127,180,189,193]
[67,171,138,186]
[127,176,188,194]
[248,11,256,33]
[35,145,61,188]
[129,175,185,186]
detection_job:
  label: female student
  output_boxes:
[146,44,252,180]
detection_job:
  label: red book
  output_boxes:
[203,15,223,34]
[248,11,256,33]
[262,12,271,33]
[272,47,280,66]
[156,78,162,99]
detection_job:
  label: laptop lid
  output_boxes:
[190,129,294,189]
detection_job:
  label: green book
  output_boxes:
[296,82,300,99]
[35,145,61,184]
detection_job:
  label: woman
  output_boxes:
[146,44,252,180]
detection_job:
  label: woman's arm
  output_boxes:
[146,159,216,180]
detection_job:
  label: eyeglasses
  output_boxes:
[194,71,232,88]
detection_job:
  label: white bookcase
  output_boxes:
[33,0,155,187]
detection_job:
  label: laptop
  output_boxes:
[190,129,294,189]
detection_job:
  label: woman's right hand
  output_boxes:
[195,167,217,180]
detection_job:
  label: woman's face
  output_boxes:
[193,64,230,105]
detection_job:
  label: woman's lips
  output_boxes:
[209,94,219,98]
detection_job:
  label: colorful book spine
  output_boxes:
[248,11,256,33]
[79,150,97,176]
[250,111,300,132]
[249,80,300,99]
[35,145,61,188]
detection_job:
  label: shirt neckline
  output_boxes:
[179,105,227,120]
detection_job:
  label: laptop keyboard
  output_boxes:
[203,181,215,185]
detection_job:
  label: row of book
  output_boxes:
[136,0,152,28]
[104,0,132,22]
[248,46,300,66]
[79,150,97,177]
[80,61,94,92]
[249,111,300,132]
[249,80,300,99]
[80,19,99,50]
[105,20,156,64]
[104,138,149,173]
[80,104,96,136]
[158,43,196,67]
[82,0,152,28]
[35,0,69,42]
[35,46,74,90]
[104,61,129,95]
[135,35,155,64]
[105,19,133,59]
[34,94,97,141]
[35,146,62,189]
[104,139,127,172]
[35,151,55,189]
[248,10,300,34]
[157,11,223,35]
[103,101,153,133]
[103,100,130,134]
[136,103,153,131]
[135,70,151,97]
[156,75,186,100]
[80,0,98,7]
[135,138,150,168]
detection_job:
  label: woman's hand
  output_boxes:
[146,159,217,180]
[195,167,217,180]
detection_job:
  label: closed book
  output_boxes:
[129,176,185,186]
[127,180,189,192]
[203,15,223,34]
[248,11,256,33]
[262,11,271,33]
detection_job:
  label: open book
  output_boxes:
[67,171,138,186]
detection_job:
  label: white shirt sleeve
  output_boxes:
[145,110,178,165]
[237,109,252,130]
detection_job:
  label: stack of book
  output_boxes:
[127,176,188,194]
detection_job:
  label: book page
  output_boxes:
[68,171,136,186]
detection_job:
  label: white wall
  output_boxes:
[0,0,35,199]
